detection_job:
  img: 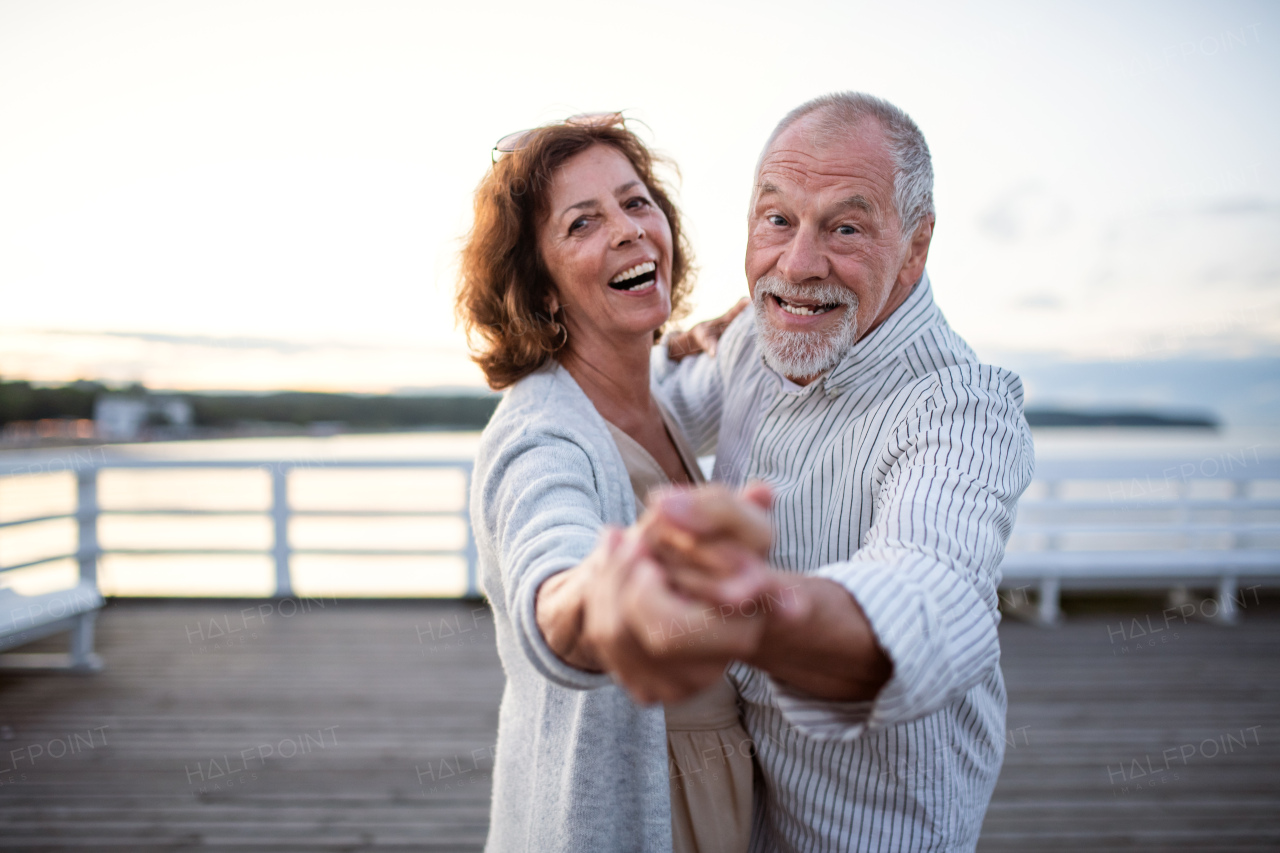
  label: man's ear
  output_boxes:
[897,215,934,289]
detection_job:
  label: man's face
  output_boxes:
[746,115,929,383]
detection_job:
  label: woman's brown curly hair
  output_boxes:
[456,121,694,390]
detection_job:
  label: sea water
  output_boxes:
[0,431,481,598]
[1,427,1276,598]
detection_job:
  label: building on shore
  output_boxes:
[94,395,193,441]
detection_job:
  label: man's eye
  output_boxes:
[768,215,788,227]
[837,225,858,236]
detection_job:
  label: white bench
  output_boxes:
[0,582,104,671]
[999,456,1280,625]
[0,467,105,671]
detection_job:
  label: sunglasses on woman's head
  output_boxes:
[491,112,626,162]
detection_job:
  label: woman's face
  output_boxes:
[536,144,674,353]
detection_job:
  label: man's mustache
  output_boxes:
[754,276,859,310]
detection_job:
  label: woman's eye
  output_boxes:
[568,217,589,233]
[626,196,651,210]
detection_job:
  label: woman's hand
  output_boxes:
[665,298,750,361]
[535,540,611,673]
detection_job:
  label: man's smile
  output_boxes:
[772,294,841,316]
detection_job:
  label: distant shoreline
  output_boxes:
[1,374,1225,449]
[1023,409,1218,429]
[0,414,1225,453]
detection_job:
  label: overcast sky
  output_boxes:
[2,0,1277,392]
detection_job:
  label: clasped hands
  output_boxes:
[536,482,811,705]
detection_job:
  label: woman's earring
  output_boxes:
[552,321,568,350]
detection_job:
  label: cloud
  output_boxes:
[1199,198,1280,217]
[56,330,318,354]
[978,184,1072,243]
[14,329,456,356]
[998,354,1280,427]
[1014,293,1062,310]
[0,328,485,391]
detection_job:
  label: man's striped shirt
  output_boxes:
[654,274,1035,852]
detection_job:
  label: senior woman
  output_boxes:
[456,115,753,853]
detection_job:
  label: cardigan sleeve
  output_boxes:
[480,426,617,691]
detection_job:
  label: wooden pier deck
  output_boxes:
[1,597,1277,851]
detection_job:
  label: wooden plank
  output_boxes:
[0,597,1277,850]
[0,600,503,851]
[979,596,1280,851]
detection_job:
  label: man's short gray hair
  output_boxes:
[758,92,935,237]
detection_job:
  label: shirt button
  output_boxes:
[826,387,841,399]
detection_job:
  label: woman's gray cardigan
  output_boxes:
[473,361,672,853]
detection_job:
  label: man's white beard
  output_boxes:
[753,276,859,380]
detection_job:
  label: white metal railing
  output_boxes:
[1001,455,1280,623]
[0,458,478,599]
[3,453,1278,615]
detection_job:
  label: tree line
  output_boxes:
[0,379,500,430]
[1,378,1216,431]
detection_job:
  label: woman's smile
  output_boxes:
[608,260,658,292]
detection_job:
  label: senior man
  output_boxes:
[646,92,1031,851]
[660,91,1033,851]
[537,92,1034,851]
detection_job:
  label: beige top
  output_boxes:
[604,401,706,515]
[604,402,752,853]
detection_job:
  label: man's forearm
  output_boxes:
[748,576,893,701]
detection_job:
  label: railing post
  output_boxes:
[1037,577,1061,626]
[1229,479,1247,550]
[1175,477,1192,551]
[1216,576,1240,625]
[76,468,99,589]
[271,465,293,598]
[1044,480,1062,552]
[462,463,479,598]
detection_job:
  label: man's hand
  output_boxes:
[639,482,775,605]
[665,298,750,361]
[646,485,894,702]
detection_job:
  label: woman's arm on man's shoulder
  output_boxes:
[651,301,754,456]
